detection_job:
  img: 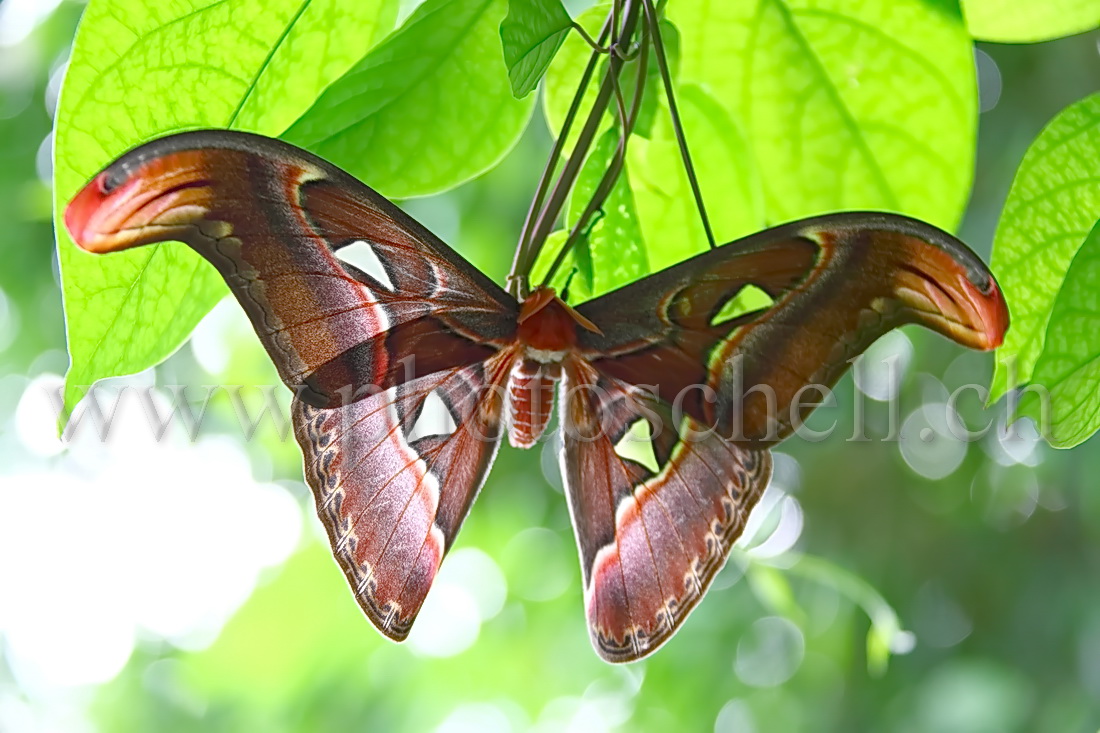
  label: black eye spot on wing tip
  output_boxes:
[873,212,995,294]
[944,243,996,294]
[974,273,997,295]
[98,165,130,194]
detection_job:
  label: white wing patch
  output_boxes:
[612,418,660,474]
[406,389,459,443]
[336,240,395,290]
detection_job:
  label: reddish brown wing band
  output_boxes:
[64,130,519,640]
[65,130,519,408]
[576,212,1008,444]
[567,212,1007,661]
[559,365,771,661]
[295,361,506,638]
[65,129,1010,663]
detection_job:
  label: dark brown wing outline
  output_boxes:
[65,129,520,408]
[558,361,771,662]
[294,359,509,639]
[573,211,1008,443]
[65,130,520,642]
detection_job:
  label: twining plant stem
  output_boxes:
[539,33,649,289]
[509,0,714,295]
[508,16,613,299]
[508,0,638,299]
[570,21,609,53]
[641,0,715,249]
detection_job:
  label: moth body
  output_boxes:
[64,129,1011,664]
[506,287,592,447]
[506,357,561,448]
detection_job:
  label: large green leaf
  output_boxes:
[1017,220,1100,448]
[535,86,761,299]
[500,0,573,97]
[962,0,1100,43]
[563,128,648,297]
[989,93,1100,402]
[283,0,535,198]
[667,0,976,231]
[55,0,399,417]
[544,0,974,286]
[625,19,681,140]
[542,2,609,151]
[572,131,647,296]
[530,230,582,297]
[628,84,764,272]
[543,5,680,142]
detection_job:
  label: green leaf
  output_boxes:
[713,284,774,324]
[500,0,573,97]
[54,0,399,419]
[625,19,680,140]
[962,0,1100,43]
[989,93,1100,402]
[283,0,535,198]
[542,2,608,151]
[533,127,655,300]
[1017,220,1100,447]
[566,128,648,296]
[530,230,586,298]
[666,0,976,230]
[543,7,678,142]
[628,84,765,271]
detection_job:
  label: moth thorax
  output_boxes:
[506,358,561,448]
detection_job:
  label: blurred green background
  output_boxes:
[1,1,1099,731]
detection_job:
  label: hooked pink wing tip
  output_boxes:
[64,173,108,250]
[980,275,1010,350]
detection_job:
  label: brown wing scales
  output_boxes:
[67,131,1010,661]
[559,362,771,662]
[295,362,506,639]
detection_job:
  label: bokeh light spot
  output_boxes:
[715,699,757,733]
[0,0,63,47]
[976,49,1003,113]
[435,702,514,733]
[408,581,481,658]
[438,547,507,622]
[14,373,65,457]
[852,331,913,402]
[734,616,805,687]
[900,403,967,479]
[0,285,19,354]
[738,485,804,560]
[971,464,1039,529]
